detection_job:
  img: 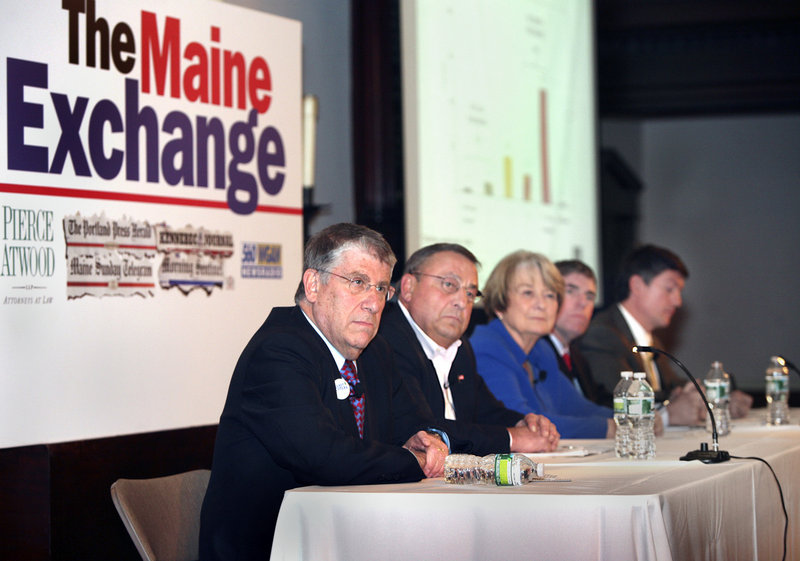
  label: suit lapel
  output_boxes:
[609,306,646,372]
[291,306,363,439]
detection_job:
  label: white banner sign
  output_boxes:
[0,0,303,447]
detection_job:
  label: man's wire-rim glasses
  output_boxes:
[410,271,482,302]
[318,269,396,300]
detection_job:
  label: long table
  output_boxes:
[270,410,800,560]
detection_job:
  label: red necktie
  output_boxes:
[340,360,365,438]
[563,351,573,371]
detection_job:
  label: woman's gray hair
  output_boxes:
[482,250,564,318]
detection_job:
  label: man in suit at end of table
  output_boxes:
[378,243,560,456]
[199,223,450,561]
[577,244,752,426]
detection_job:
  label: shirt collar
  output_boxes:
[398,300,462,361]
[618,303,653,347]
[548,333,568,356]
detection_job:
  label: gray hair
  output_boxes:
[294,223,396,303]
[482,250,564,319]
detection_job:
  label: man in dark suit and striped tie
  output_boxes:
[200,224,450,561]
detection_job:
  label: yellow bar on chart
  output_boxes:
[504,156,512,199]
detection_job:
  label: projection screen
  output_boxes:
[401,0,599,285]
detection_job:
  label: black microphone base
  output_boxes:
[680,449,730,463]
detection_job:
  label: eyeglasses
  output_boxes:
[411,272,482,302]
[318,269,396,300]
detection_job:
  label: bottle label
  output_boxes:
[494,454,520,486]
[627,397,653,415]
[704,380,729,400]
[767,376,788,393]
[613,397,626,414]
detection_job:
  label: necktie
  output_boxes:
[641,353,662,392]
[563,351,573,372]
[340,360,365,438]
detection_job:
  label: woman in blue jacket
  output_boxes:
[471,250,614,439]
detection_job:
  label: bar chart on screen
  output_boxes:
[402,0,598,283]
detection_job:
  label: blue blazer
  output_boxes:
[470,319,612,439]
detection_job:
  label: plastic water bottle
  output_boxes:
[766,356,790,425]
[444,453,545,485]
[627,372,655,459]
[613,371,634,458]
[703,361,731,436]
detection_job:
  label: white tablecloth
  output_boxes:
[271,410,800,561]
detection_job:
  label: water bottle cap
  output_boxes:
[621,370,633,378]
[633,371,645,379]
[711,360,723,369]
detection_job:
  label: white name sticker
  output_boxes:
[335,378,351,400]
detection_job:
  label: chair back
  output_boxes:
[110,469,211,561]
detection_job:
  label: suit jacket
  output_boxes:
[577,305,684,406]
[199,306,435,561]
[542,335,611,405]
[378,302,522,454]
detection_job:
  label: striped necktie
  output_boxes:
[340,360,365,438]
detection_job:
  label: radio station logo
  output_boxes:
[241,242,282,279]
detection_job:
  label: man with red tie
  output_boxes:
[540,260,610,405]
[199,224,449,561]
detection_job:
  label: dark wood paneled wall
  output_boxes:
[351,0,406,270]
[0,426,216,561]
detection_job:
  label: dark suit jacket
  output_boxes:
[378,302,523,454]
[542,335,611,405]
[199,306,435,561]
[577,305,683,406]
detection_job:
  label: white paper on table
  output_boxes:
[525,444,613,458]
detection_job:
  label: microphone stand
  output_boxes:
[633,346,730,464]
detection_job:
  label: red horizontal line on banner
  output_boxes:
[67,282,156,287]
[0,182,303,215]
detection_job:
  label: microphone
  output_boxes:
[777,355,800,377]
[632,345,730,463]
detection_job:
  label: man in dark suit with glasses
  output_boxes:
[200,224,450,561]
[379,243,560,455]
